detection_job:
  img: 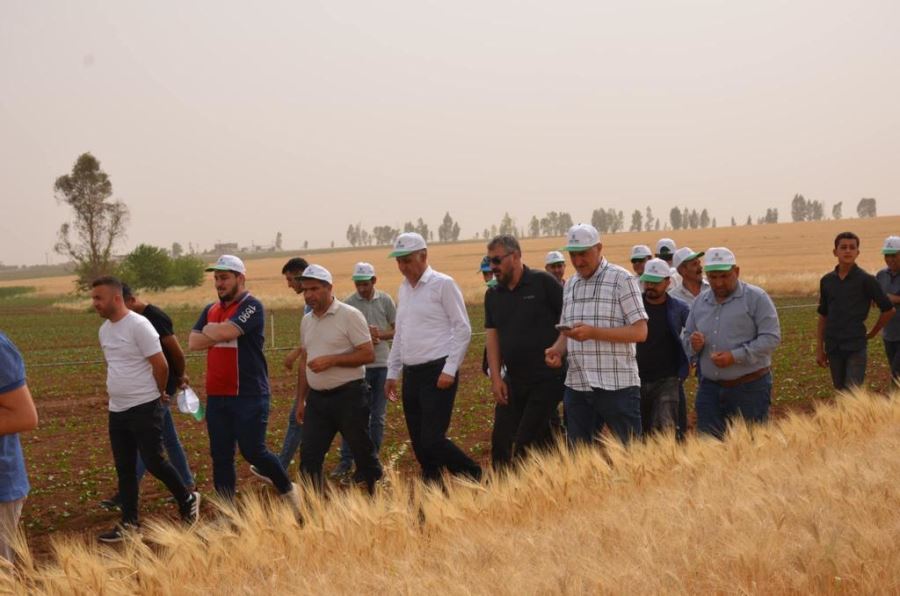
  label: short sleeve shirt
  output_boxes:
[140,304,178,394]
[301,299,372,391]
[344,290,396,367]
[0,332,29,502]
[193,292,270,397]
[99,311,163,412]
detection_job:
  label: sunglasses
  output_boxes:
[488,253,513,266]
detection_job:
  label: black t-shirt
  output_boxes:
[140,304,178,394]
[818,264,893,352]
[484,266,563,381]
[636,299,679,382]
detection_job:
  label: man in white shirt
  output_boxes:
[669,247,709,306]
[385,233,482,483]
[92,276,199,543]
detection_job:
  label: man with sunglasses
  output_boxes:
[385,233,481,483]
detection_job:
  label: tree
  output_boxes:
[529,216,540,237]
[346,224,358,247]
[373,225,398,245]
[608,211,625,234]
[712,218,717,228]
[415,218,429,239]
[170,255,205,287]
[171,242,183,258]
[53,153,129,288]
[808,200,825,221]
[591,209,611,234]
[791,193,808,222]
[700,209,710,229]
[746,215,752,225]
[731,216,736,226]
[451,221,460,241]
[630,209,643,232]
[438,212,457,242]
[403,221,415,233]
[303,240,308,249]
[688,209,700,230]
[117,244,172,291]
[275,232,283,251]
[645,207,654,231]
[832,201,842,220]
[669,207,683,230]
[857,198,877,218]
[557,212,574,235]
[499,212,516,236]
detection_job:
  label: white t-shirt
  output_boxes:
[99,311,163,412]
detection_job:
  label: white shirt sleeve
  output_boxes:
[387,291,404,380]
[134,316,162,359]
[440,277,471,376]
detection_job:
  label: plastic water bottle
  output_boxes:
[177,387,205,422]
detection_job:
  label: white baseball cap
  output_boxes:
[205,254,246,275]
[639,258,673,283]
[673,247,705,270]
[351,262,375,281]
[630,245,653,261]
[300,264,333,285]
[561,224,600,252]
[704,247,737,272]
[882,236,900,255]
[656,238,676,257]
[545,250,565,265]
[389,232,427,258]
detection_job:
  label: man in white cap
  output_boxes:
[669,247,709,306]
[293,264,383,493]
[188,255,296,502]
[629,245,653,277]
[656,238,682,289]
[330,262,396,480]
[683,248,781,439]
[544,251,566,285]
[385,233,481,483]
[876,236,900,381]
[544,224,648,445]
[637,260,690,435]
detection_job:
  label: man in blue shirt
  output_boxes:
[0,332,38,562]
[876,236,900,382]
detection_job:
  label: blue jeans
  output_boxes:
[695,373,772,439]
[136,405,194,487]
[564,385,642,446]
[884,340,900,381]
[278,397,303,470]
[827,347,867,390]
[339,367,388,469]
[206,395,291,497]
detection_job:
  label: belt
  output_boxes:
[708,367,770,388]
[311,379,365,396]
[403,356,448,372]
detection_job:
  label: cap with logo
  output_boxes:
[882,236,900,255]
[703,247,737,272]
[673,247,705,270]
[630,245,653,261]
[388,232,427,258]
[561,224,601,252]
[545,250,566,265]
[300,264,333,285]
[479,256,493,273]
[205,254,246,275]
[639,258,673,283]
[352,262,376,281]
[656,238,676,257]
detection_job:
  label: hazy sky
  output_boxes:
[2,0,898,266]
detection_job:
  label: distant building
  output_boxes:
[213,242,239,253]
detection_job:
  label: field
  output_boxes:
[0,216,898,581]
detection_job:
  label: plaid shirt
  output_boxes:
[561,258,648,391]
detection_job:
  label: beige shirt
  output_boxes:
[301,298,372,391]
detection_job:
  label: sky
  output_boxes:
[1,0,899,266]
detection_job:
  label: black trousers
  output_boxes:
[402,358,482,483]
[109,399,190,524]
[491,374,564,469]
[300,380,383,493]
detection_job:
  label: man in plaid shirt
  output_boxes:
[545,223,648,445]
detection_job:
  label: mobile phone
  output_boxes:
[555,324,573,331]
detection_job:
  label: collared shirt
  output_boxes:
[301,298,372,391]
[684,281,781,381]
[818,264,893,352]
[387,266,472,379]
[668,279,710,306]
[344,289,396,367]
[0,332,29,502]
[560,257,648,391]
[876,266,900,341]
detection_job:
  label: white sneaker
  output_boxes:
[249,465,275,486]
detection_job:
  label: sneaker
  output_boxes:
[98,522,139,543]
[249,465,275,486]
[99,493,122,511]
[180,491,201,524]
[281,483,303,520]
[329,462,352,479]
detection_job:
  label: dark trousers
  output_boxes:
[884,340,900,381]
[491,375,564,469]
[402,358,482,483]
[640,376,680,435]
[827,347,867,390]
[206,395,291,497]
[695,373,772,439]
[564,385,642,446]
[300,380,383,493]
[108,399,190,525]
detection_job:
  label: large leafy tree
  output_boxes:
[54,153,129,288]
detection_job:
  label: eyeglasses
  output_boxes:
[488,253,513,266]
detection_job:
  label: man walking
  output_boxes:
[385,233,481,483]
[669,247,709,306]
[876,236,900,381]
[629,245,652,277]
[656,238,682,290]
[332,262,396,480]
[816,232,894,390]
[188,256,296,502]
[544,224,648,446]
[485,236,564,469]
[92,276,199,542]
[684,248,781,439]
[544,251,566,285]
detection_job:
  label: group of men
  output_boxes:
[1,226,898,559]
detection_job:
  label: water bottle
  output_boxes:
[177,387,205,422]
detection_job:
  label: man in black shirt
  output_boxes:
[637,259,690,435]
[816,232,895,390]
[485,235,564,468]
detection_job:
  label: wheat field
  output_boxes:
[4,216,898,307]
[4,389,900,594]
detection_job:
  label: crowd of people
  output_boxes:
[0,225,898,560]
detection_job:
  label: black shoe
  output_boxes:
[99,493,122,511]
[179,491,201,524]
[98,522,139,543]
